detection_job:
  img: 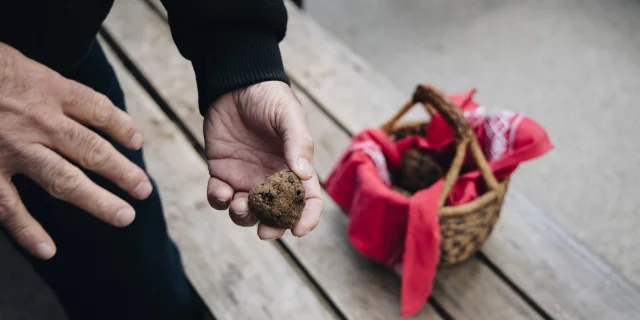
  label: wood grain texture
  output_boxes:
[104,1,543,319]
[485,192,640,320]
[100,41,337,320]
[277,2,640,320]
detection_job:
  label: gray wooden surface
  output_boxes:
[276,2,640,319]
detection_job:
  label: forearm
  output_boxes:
[160,0,291,115]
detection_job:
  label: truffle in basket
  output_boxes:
[398,148,444,193]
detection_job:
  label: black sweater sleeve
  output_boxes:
[159,0,291,115]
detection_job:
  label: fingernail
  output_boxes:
[296,226,314,238]
[297,158,313,179]
[215,198,229,206]
[261,228,283,241]
[132,182,152,199]
[35,243,55,260]
[130,132,144,149]
[233,200,248,215]
[115,208,135,227]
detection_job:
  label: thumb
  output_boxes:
[277,101,315,181]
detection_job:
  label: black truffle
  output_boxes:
[248,170,306,229]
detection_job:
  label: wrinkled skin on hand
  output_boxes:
[0,42,152,260]
[204,81,323,240]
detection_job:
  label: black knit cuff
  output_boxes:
[191,26,290,116]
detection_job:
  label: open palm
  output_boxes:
[204,81,323,240]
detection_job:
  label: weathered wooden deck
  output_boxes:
[3,0,640,319]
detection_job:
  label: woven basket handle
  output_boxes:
[381,84,502,208]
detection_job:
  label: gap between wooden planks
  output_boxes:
[103,1,545,319]
[100,40,340,320]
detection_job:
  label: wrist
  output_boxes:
[191,26,290,116]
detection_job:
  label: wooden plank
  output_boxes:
[276,2,640,320]
[100,41,337,320]
[485,192,640,320]
[104,1,544,319]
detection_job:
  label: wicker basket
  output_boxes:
[380,84,510,266]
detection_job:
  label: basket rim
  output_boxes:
[388,119,430,134]
[439,178,510,218]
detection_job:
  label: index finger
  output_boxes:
[21,146,136,228]
[61,80,144,150]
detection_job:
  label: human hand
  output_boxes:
[204,81,323,240]
[0,43,152,260]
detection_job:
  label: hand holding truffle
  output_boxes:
[204,81,323,240]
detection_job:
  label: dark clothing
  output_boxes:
[9,40,204,320]
[0,0,290,114]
